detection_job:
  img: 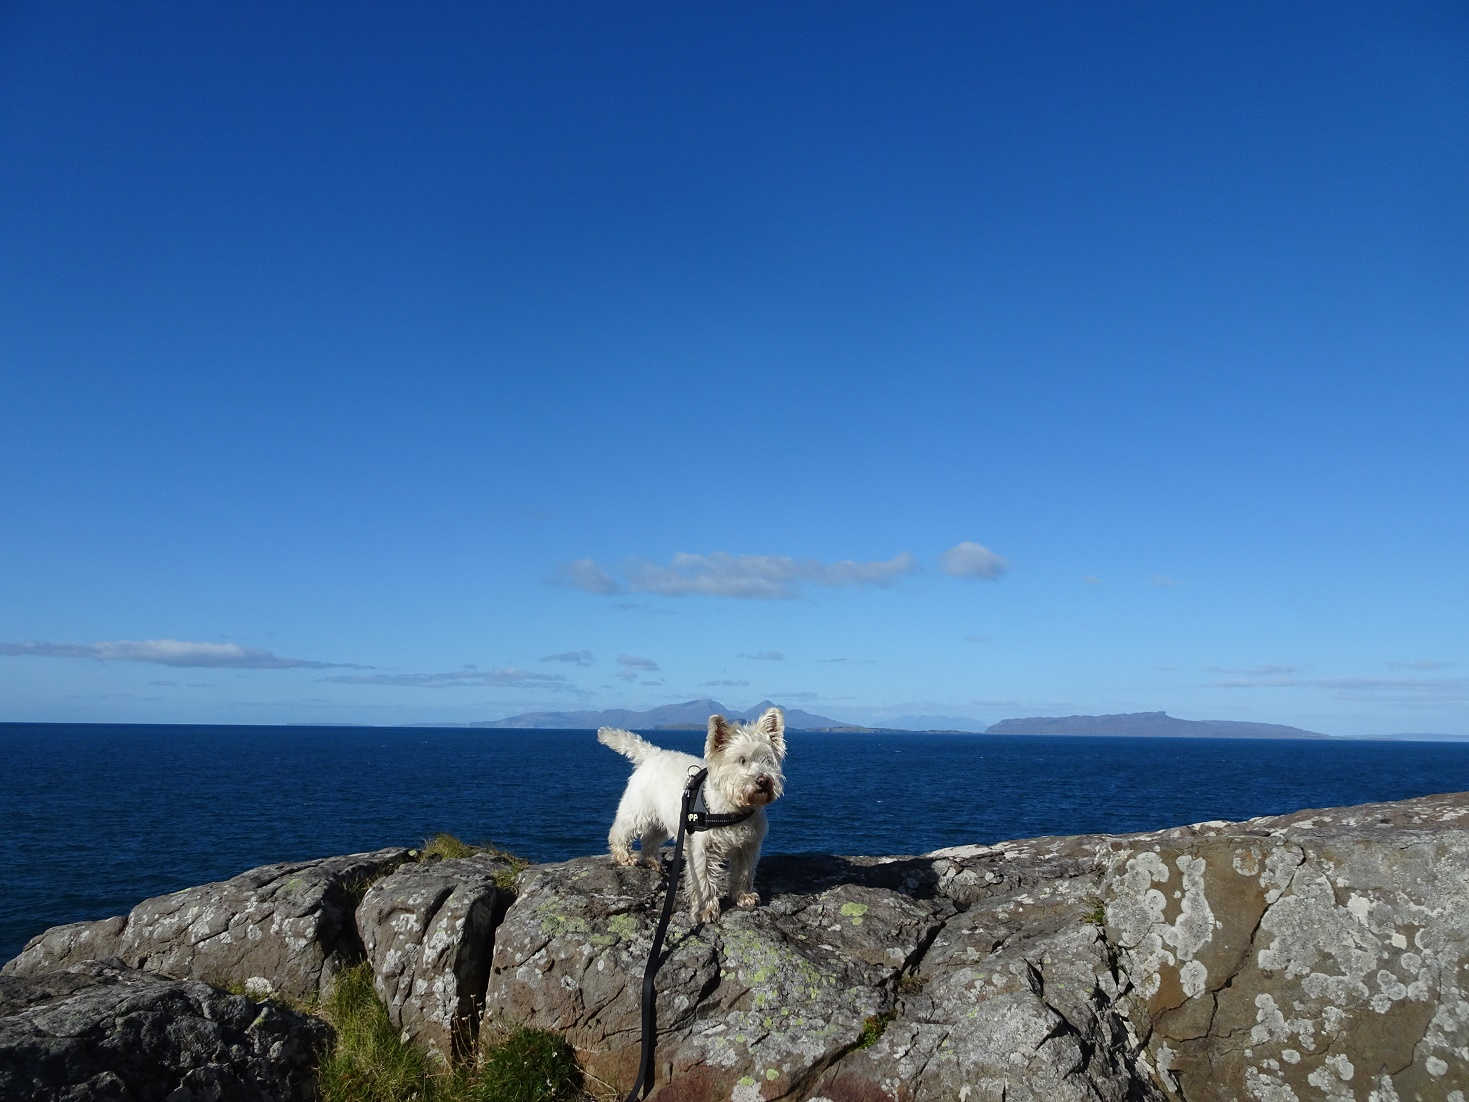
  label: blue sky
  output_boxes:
[2,2,1465,735]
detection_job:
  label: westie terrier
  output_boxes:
[598,707,786,922]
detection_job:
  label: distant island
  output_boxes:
[473,698,865,732]
[985,711,1329,739]
[472,703,1342,738]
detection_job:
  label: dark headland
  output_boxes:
[985,710,1328,739]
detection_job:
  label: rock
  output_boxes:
[483,853,957,1099]
[5,794,1468,1099]
[812,834,1157,1101]
[3,848,410,1003]
[0,958,330,1101]
[356,852,517,1065]
[1096,791,1469,1101]
[482,794,1469,1100]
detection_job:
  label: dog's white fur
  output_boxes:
[598,707,787,922]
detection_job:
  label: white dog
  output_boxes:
[598,707,786,922]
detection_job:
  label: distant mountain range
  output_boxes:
[985,711,1329,739]
[472,698,860,731]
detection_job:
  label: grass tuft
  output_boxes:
[317,963,441,1102]
[422,833,479,861]
[471,1027,584,1102]
[315,963,583,1102]
[418,833,528,892]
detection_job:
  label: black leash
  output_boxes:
[623,767,754,1102]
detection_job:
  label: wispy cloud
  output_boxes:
[702,679,750,687]
[557,551,919,599]
[321,668,569,689]
[1387,659,1457,671]
[618,654,660,671]
[631,551,918,598]
[1151,575,1179,588]
[1205,664,1300,676]
[541,650,594,666]
[1206,673,1468,703]
[0,639,368,670]
[739,650,785,662]
[551,558,620,595]
[939,542,1007,580]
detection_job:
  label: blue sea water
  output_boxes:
[4,722,1469,963]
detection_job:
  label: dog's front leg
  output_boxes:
[684,836,720,923]
[728,842,761,909]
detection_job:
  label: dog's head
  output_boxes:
[705,707,787,809]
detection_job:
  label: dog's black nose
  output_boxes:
[756,774,773,790]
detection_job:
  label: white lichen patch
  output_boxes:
[1234,847,1263,878]
[1181,959,1208,998]
[1244,1062,1301,1101]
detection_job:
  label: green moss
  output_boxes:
[720,927,833,1010]
[855,1009,897,1049]
[606,912,639,940]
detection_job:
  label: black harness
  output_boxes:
[623,767,754,1102]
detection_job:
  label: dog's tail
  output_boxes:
[596,726,658,764]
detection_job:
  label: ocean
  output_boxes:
[5,722,1469,963]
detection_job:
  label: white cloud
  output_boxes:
[939,542,1007,580]
[0,639,367,670]
[739,650,785,661]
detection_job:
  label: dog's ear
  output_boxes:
[758,707,786,759]
[706,714,732,758]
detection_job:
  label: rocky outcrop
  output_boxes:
[357,852,517,1065]
[0,958,329,1101]
[483,793,1469,1100]
[4,848,410,1003]
[1094,793,1469,1101]
[4,793,1468,1100]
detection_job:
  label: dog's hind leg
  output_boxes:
[636,825,667,866]
[608,806,640,867]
